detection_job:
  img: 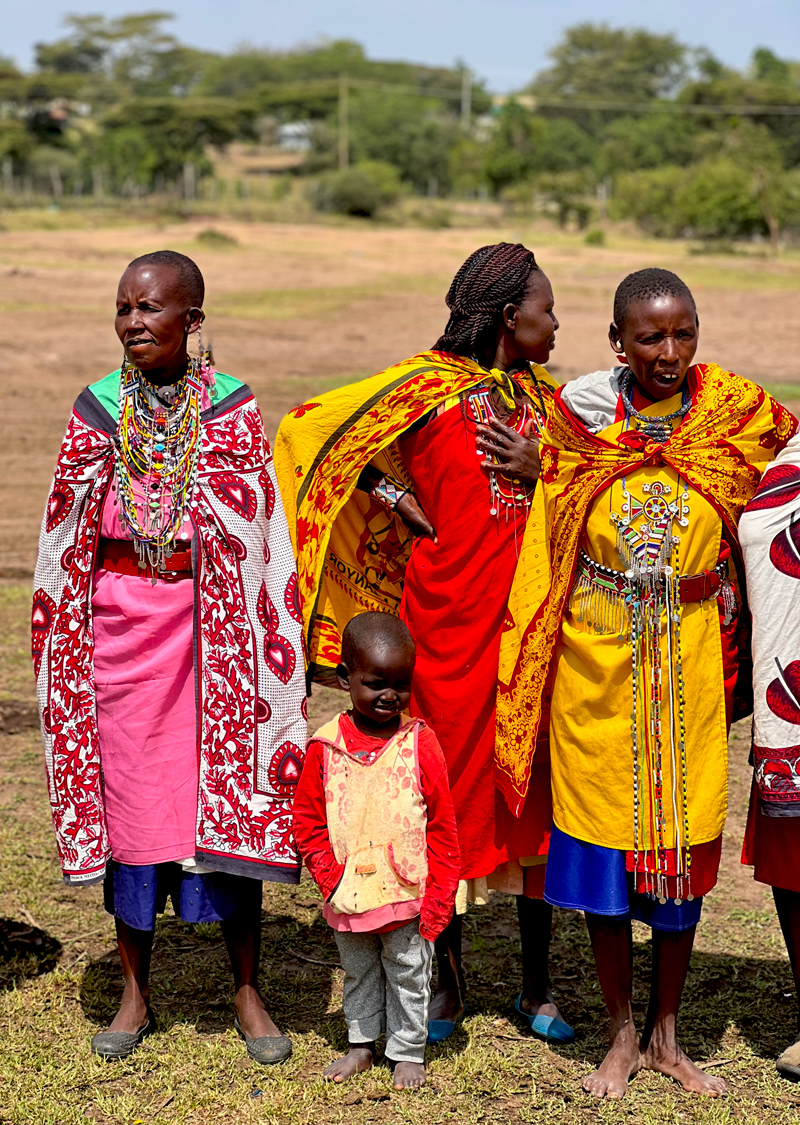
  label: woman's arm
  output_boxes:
[355,463,437,541]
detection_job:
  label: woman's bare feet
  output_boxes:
[323,1045,374,1083]
[641,1042,726,1095]
[392,1061,426,1089]
[583,1023,640,1100]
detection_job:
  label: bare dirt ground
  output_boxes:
[2,217,800,1124]
[2,218,800,574]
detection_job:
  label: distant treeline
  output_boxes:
[2,13,800,241]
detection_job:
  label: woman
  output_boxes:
[499,268,795,1098]
[739,431,800,1081]
[32,250,306,1063]
[276,243,573,1043]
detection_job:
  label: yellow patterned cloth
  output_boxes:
[274,351,558,680]
[495,363,796,815]
[551,416,725,849]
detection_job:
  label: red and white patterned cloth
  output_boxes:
[740,432,800,816]
[32,377,307,884]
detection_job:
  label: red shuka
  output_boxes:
[398,405,552,882]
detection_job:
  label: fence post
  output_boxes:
[50,164,64,199]
[338,74,349,170]
[92,167,103,199]
[2,157,12,196]
[461,68,472,127]
[183,162,196,200]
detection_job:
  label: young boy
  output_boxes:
[293,611,460,1089]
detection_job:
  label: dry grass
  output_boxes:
[2,214,800,1122]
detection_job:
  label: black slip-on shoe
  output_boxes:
[90,1012,155,1060]
[234,1016,292,1065]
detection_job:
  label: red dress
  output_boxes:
[398,398,552,883]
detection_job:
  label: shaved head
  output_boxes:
[341,612,415,672]
[124,249,205,308]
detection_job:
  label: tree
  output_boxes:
[598,112,700,174]
[530,23,688,106]
[482,101,595,194]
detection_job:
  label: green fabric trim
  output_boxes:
[87,369,242,423]
[211,371,242,400]
[88,369,122,423]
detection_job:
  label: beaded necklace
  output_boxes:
[113,357,202,575]
[466,364,546,520]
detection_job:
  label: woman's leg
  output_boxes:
[428,911,465,1022]
[221,910,283,1038]
[583,913,640,1099]
[517,896,569,1021]
[106,918,154,1032]
[639,924,725,1094]
[773,887,800,1023]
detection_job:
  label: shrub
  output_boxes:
[310,160,402,218]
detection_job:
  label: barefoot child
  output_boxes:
[293,612,460,1089]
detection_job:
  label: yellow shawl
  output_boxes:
[274,350,558,682]
[494,362,797,814]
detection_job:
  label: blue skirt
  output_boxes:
[544,825,703,932]
[103,861,262,932]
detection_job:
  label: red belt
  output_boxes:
[98,538,193,580]
[677,568,724,604]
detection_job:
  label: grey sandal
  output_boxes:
[234,1016,292,1065]
[91,1011,155,1060]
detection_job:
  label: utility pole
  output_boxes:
[338,74,349,170]
[461,68,472,127]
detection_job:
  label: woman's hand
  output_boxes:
[476,418,541,484]
[396,491,437,542]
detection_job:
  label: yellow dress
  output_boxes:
[550,393,730,868]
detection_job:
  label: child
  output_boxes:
[293,611,461,1089]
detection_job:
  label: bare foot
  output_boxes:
[106,992,149,1034]
[583,1026,640,1100]
[235,985,282,1039]
[641,1042,726,1096]
[392,1061,426,1089]
[323,1045,374,1083]
[428,986,463,1024]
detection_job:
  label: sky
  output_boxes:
[5,0,800,92]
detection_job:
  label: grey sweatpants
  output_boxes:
[334,918,434,1064]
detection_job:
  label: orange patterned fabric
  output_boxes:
[495,363,797,815]
[274,351,558,677]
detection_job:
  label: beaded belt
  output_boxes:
[98,538,193,581]
[576,550,728,605]
[572,550,734,637]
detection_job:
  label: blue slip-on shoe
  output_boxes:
[426,1007,465,1045]
[514,994,575,1043]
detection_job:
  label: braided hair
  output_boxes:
[434,243,539,362]
[613,268,696,330]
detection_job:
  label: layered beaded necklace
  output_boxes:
[113,357,202,574]
[467,365,547,520]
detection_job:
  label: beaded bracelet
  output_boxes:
[371,475,409,512]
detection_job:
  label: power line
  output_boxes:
[508,95,800,116]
